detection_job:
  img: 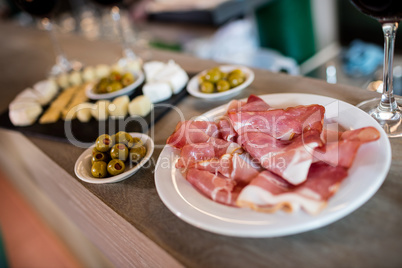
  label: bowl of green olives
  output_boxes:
[186,65,254,100]
[74,131,154,184]
[86,70,145,100]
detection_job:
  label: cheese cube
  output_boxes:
[33,79,58,105]
[9,102,43,126]
[143,61,165,82]
[109,95,129,118]
[91,100,110,121]
[76,102,94,123]
[128,95,153,117]
[142,82,172,103]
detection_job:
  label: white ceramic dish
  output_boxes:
[75,132,154,184]
[186,65,254,100]
[86,70,145,100]
[154,93,391,237]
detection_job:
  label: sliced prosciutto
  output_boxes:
[228,104,325,140]
[166,121,220,149]
[314,126,380,168]
[238,129,323,185]
[226,94,271,114]
[176,140,243,169]
[192,153,260,185]
[187,168,243,206]
[236,162,348,214]
[217,118,237,142]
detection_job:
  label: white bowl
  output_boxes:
[186,65,254,100]
[86,70,145,100]
[74,132,154,184]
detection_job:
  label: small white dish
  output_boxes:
[86,70,145,100]
[187,65,254,100]
[154,93,391,237]
[75,132,154,184]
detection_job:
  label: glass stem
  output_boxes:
[41,18,71,73]
[111,6,136,60]
[379,22,399,112]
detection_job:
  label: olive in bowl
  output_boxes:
[107,159,125,176]
[110,143,129,161]
[95,134,113,152]
[91,161,107,178]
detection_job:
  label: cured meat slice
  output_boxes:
[217,118,237,142]
[187,168,243,206]
[236,162,348,214]
[314,126,380,168]
[226,94,271,113]
[166,120,220,149]
[228,104,325,140]
[176,140,243,169]
[238,129,322,185]
[193,153,260,185]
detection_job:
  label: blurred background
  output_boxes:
[0,0,402,95]
[1,0,401,95]
[0,0,401,267]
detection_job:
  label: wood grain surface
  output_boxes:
[0,21,401,268]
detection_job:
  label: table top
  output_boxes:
[0,21,401,268]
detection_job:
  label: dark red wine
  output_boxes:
[91,0,122,7]
[14,0,59,18]
[350,0,402,23]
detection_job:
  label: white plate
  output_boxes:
[86,70,145,100]
[75,132,154,184]
[154,93,391,237]
[187,65,255,100]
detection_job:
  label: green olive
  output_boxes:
[121,72,135,87]
[130,145,147,163]
[228,74,245,88]
[95,134,113,152]
[95,77,109,94]
[106,81,123,93]
[110,143,129,161]
[114,131,133,146]
[109,71,122,81]
[200,81,214,93]
[107,159,126,176]
[229,69,244,78]
[127,137,142,149]
[205,68,222,83]
[91,152,108,164]
[216,80,230,92]
[92,147,101,156]
[91,161,107,178]
[198,75,206,84]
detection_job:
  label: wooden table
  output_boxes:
[0,22,401,268]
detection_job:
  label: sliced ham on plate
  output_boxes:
[238,129,323,185]
[226,94,270,114]
[167,120,220,149]
[191,153,260,185]
[236,162,348,214]
[314,126,380,168]
[187,168,243,206]
[228,104,325,140]
[176,140,243,169]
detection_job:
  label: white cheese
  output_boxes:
[69,70,83,86]
[82,66,96,82]
[143,61,165,82]
[109,95,129,118]
[56,72,70,89]
[76,102,94,123]
[128,95,153,117]
[91,100,110,121]
[142,82,172,103]
[95,64,111,79]
[9,102,43,126]
[33,79,58,105]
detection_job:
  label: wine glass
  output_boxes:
[349,0,402,137]
[14,0,82,76]
[92,0,138,66]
